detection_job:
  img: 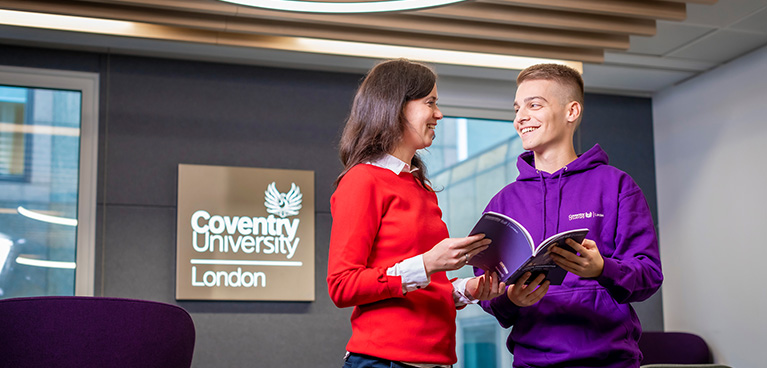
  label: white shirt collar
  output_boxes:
[367,154,419,175]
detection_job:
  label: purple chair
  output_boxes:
[639,331,712,365]
[0,296,195,368]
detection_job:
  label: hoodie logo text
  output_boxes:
[568,211,604,221]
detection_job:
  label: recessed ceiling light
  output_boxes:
[218,0,468,14]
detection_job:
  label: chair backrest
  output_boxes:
[0,296,195,368]
[639,331,712,365]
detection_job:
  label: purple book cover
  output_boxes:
[468,211,588,285]
[467,212,534,282]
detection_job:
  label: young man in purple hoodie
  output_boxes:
[477,64,663,367]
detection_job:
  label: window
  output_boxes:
[0,66,98,298]
[420,116,523,368]
[0,86,30,182]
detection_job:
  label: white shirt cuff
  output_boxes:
[452,277,479,306]
[386,255,430,293]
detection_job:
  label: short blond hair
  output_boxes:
[517,64,584,105]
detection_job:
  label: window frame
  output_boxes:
[0,65,99,296]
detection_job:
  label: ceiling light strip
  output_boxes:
[0,240,12,273]
[0,9,135,35]
[16,256,77,269]
[17,206,78,227]
[288,38,583,72]
[0,122,81,137]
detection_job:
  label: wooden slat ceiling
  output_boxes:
[0,0,718,64]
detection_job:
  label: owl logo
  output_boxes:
[264,182,303,218]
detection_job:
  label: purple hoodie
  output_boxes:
[478,144,663,368]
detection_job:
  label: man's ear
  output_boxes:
[565,101,582,124]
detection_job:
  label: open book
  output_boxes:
[467,211,589,285]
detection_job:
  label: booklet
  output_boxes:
[467,211,589,285]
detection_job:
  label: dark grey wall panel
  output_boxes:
[579,93,658,223]
[104,55,356,212]
[101,205,177,301]
[0,44,103,72]
[577,93,663,331]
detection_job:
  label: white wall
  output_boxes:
[653,44,767,367]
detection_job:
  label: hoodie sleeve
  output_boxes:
[475,262,520,326]
[596,182,664,304]
[479,290,522,328]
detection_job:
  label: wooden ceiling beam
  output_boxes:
[416,3,657,36]
[70,0,655,37]
[75,0,238,16]
[231,8,629,49]
[481,0,687,21]
[0,0,629,50]
[663,0,717,4]
[0,0,227,31]
[78,0,655,36]
[81,0,656,36]
[0,0,605,62]
[223,22,606,63]
[5,0,720,64]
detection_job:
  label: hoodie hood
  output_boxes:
[517,143,609,181]
[514,144,609,240]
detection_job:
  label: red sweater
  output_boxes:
[327,164,456,364]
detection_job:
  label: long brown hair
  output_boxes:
[335,58,436,189]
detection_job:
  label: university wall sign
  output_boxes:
[176,164,315,301]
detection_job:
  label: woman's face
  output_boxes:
[401,84,443,151]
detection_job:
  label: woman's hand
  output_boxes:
[422,234,490,276]
[466,272,506,301]
[506,272,549,307]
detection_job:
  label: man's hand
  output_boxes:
[507,272,549,307]
[551,238,604,278]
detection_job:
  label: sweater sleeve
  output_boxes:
[327,168,405,308]
[596,184,664,304]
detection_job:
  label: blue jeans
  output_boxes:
[342,353,446,368]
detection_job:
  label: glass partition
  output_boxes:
[420,116,522,368]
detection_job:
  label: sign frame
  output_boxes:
[175,164,315,301]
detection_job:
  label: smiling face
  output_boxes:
[513,79,580,154]
[399,84,442,154]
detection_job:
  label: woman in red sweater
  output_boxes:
[328,59,505,368]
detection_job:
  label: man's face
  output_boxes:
[513,79,573,153]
